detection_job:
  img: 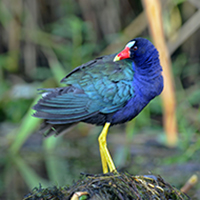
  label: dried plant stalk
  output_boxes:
[142,0,178,146]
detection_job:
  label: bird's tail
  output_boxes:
[38,121,77,137]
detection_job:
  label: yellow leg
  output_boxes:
[98,122,117,173]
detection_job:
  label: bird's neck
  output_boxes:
[134,54,162,80]
[132,54,163,102]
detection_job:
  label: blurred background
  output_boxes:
[0,0,200,199]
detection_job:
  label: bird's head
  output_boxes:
[113,38,158,64]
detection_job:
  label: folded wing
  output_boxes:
[33,55,135,126]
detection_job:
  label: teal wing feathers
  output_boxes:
[61,54,135,111]
[33,54,135,124]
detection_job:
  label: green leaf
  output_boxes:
[43,137,73,185]
[9,97,41,154]
[14,155,50,189]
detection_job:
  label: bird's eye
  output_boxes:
[133,46,138,51]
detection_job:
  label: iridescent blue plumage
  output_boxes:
[33,38,163,135]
